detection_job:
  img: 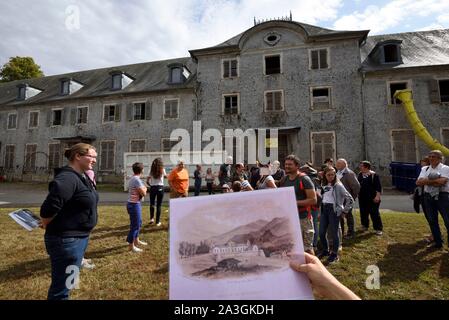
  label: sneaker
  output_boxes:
[156,222,162,227]
[327,253,339,264]
[81,258,95,270]
[130,246,143,253]
[426,243,443,249]
[149,219,155,225]
[318,251,330,259]
[338,245,343,252]
[361,226,369,232]
[138,240,148,246]
[375,230,383,236]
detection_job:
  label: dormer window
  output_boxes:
[378,40,402,64]
[59,78,83,95]
[168,64,191,84]
[17,84,42,101]
[110,71,134,90]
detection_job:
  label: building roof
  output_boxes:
[361,29,449,72]
[190,20,369,58]
[0,57,196,107]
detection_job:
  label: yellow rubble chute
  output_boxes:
[393,89,449,156]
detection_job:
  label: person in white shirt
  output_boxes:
[146,158,166,227]
[417,150,449,249]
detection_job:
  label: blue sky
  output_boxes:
[1,0,448,76]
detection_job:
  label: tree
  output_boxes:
[0,56,44,83]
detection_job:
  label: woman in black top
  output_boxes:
[40,143,99,300]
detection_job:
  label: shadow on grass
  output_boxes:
[90,224,168,241]
[376,240,446,285]
[0,245,126,283]
[153,262,169,274]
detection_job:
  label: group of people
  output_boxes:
[48,142,449,300]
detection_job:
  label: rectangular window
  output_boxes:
[311,87,331,111]
[388,82,408,105]
[24,144,37,172]
[391,130,417,163]
[100,141,115,171]
[112,74,122,90]
[439,79,449,103]
[171,67,182,83]
[133,102,146,120]
[77,107,88,124]
[265,91,283,111]
[384,44,399,63]
[29,111,39,128]
[310,49,329,69]
[130,140,146,152]
[311,132,336,166]
[7,113,17,129]
[223,59,238,78]
[4,145,15,169]
[52,109,62,126]
[223,94,239,115]
[18,87,26,100]
[48,143,61,169]
[164,99,179,119]
[61,80,70,95]
[161,138,179,152]
[103,105,118,122]
[265,55,281,75]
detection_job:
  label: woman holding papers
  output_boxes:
[40,143,99,300]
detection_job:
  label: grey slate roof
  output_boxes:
[198,20,368,51]
[0,57,196,107]
[361,29,449,71]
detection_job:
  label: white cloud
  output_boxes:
[0,0,343,75]
[333,0,449,34]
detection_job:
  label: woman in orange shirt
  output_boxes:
[168,160,189,198]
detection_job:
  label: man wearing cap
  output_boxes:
[336,159,360,238]
[357,161,383,235]
[417,150,449,249]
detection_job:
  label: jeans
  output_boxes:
[127,202,142,244]
[340,208,355,235]
[44,234,89,300]
[320,204,340,254]
[359,198,383,231]
[206,182,215,195]
[311,209,319,247]
[423,192,449,246]
[194,181,202,196]
[149,186,164,224]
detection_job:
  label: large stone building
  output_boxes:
[0,19,448,184]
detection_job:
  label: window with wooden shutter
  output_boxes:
[429,79,440,103]
[223,59,238,78]
[223,94,239,114]
[130,140,146,152]
[4,145,15,169]
[29,111,39,128]
[265,91,283,111]
[133,102,146,120]
[48,143,61,169]
[52,109,62,126]
[100,141,115,171]
[7,113,17,129]
[164,99,179,119]
[103,105,117,122]
[391,130,417,163]
[24,144,37,172]
[311,132,335,166]
[161,138,179,152]
[76,107,88,124]
[310,49,329,70]
[311,87,331,111]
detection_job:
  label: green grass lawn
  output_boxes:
[0,206,448,300]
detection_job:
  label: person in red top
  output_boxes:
[168,160,189,198]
